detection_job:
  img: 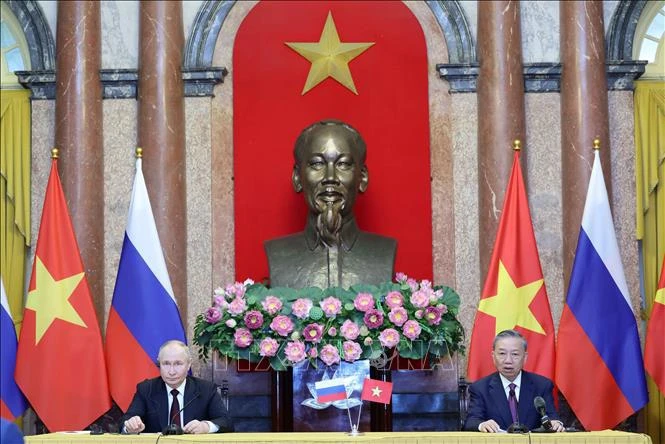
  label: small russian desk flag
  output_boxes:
[315,378,347,403]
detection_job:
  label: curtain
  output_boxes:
[634,79,665,444]
[0,89,31,329]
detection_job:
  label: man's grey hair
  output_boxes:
[157,339,192,363]
[492,329,527,352]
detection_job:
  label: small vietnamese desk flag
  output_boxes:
[467,149,556,381]
[315,378,347,403]
[361,378,393,404]
[15,153,111,431]
[645,257,665,396]
[106,153,187,412]
[556,149,648,430]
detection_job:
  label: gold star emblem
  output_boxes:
[371,386,382,397]
[285,11,374,95]
[478,260,546,335]
[25,257,87,344]
[655,287,665,305]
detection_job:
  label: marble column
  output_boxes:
[560,1,611,291]
[138,1,188,319]
[476,0,526,279]
[54,0,105,323]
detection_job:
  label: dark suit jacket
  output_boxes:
[464,371,558,431]
[122,376,233,433]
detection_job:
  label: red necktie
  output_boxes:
[170,389,181,427]
[508,383,518,424]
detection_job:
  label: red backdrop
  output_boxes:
[233,0,432,283]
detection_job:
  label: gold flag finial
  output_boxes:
[51,148,59,159]
[513,139,521,151]
[135,147,143,158]
[593,138,600,151]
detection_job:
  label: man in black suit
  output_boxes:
[464,330,565,433]
[122,340,233,434]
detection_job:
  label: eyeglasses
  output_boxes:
[493,351,524,362]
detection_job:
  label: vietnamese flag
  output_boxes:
[467,151,556,381]
[361,378,392,404]
[15,155,111,431]
[645,257,665,395]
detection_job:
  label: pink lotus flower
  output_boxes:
[437,303,448,314]
[424,306,442,325]
[226,282,247,298]
[388,307,408,327]
[284,341,306,363]
[204,307,222,323]
[303,323,324,343]
[363,309,384,329]
[353,293,375,312]
[328,327,337,337]
[213,295,226,307]
[320,296,342,317]
[320,344,340,366]
[406,278,419,291]
[262,295,283,315]
[244,310,264,330]
[403,320,422,340]
[410,290,430,308]
[415,310,424,319]
[292,298,313,319]
[379,328,400,348]
[343,341,362,362]
[385,291,404,309]
[259,337,278,357]
[308,347,319,359]
[225,318,237,328]
[395,272,408,283]
[340,319,360,340]
[420,279,432,290]
[233,328,253,348]
[270,315,294,336]
[227,297,247,315]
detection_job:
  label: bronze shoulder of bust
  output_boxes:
[265,119,397,289]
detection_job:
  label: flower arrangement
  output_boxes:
[193,273,465,371]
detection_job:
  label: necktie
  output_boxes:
[170,389,181,427]
[508,383,518,424]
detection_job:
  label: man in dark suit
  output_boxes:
[122,340,233,434]
[464,330,565,433]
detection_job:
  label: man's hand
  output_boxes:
[124,416,145,434]
[551,420,566,432]
[478,419,501,433]
[183,420,210,434]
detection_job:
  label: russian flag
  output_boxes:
[556,151,648,430]
[315,378,347,403]
[0,278,27,420]
[105,156,186,412]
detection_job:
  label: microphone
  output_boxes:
[532,396,555,432]
[162,392,201,435]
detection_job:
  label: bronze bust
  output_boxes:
[265,120,396,289]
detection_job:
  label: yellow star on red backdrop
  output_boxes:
[371,386,383,397]
[25,257,87,344]
[285,11,374,95]
[478,260,546,335]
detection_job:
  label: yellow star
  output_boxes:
[371,386,382,397]
[655,287,665,305]
[478,260,546,335]
[25,257,87,344]
[285,11,374,95]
